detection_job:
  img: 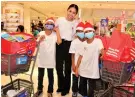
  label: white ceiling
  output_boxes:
[2,1,135,21]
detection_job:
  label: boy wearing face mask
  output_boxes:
[69,22,85,97]
[75,22,104,97]
[35,17,62,97]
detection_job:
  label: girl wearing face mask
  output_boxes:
[75,22,104,97]
[35,17,62,97]
[55,4,79,96]
[69,22,85,97]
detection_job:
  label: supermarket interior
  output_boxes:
[1,1,135,97]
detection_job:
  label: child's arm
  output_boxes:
[36,32,45,43]
[75,55,83,77]
[71,54,76,72]
[100,48,105,59]
[98,39,104,59]
[37,35,45,43]
[69,41,76,72]
[54,27,62,45]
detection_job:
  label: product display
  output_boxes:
[4,8,22,32]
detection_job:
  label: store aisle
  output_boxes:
[1,62,72,97]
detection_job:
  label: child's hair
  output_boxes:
[94,26,98,31]
[67,4,79,14]
[17,25,24,32]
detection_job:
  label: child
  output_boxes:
[75,22,104,97]
[69,22,85,97]
[36,17,62,97]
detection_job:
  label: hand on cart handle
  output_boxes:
[100,55,104,60]
[36,35,45,44]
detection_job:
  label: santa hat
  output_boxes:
[76,22,85,31]
[84,22,95,32]
[46,17,55,24]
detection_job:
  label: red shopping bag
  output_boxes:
[120,34,135,63]
[130,41,135,60]
[95,35,110,49]
[101,36,110,50]
[1,32,36,56]
[103,30,130,62]
[120,34,132,63]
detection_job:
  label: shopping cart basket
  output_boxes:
[101,60,135,85]
[1,33,36,75]
[1,79,32,97]
[100,85,134,97]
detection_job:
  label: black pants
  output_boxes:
[56,40,71,92]
[38,68,54,93]
[72,74,79,93]
[79,76,96,97]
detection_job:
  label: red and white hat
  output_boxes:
[76,22,85,31]
[46,17,55,24]
[84,22,95,32]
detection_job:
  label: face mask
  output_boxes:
[76,32,85,39]
[45,24,54,30]
[85,32,95,39]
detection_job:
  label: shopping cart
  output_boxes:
[100,85,135,97]
[97,60,135,97]
[101,60,134,85]
[1,33,39,97]
[1,79,32,97]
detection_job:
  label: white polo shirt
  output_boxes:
[69,38,85,74]
[56,17,79,41]
[37,31,57,68]
[79,38,104,79]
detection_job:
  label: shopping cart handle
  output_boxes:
[30,56,36,61]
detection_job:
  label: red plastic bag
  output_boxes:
[103,30,125,62]
[103,30,131,62]
[130,41,135,60]
[95,35,110,49]
[103,29,135,62]
[120,34,135,63]
[1,33,36,56]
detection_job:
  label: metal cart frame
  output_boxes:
[93,60,135,97]
[1,44,40,97]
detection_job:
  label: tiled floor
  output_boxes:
[1,62,72,97]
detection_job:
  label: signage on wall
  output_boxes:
[101,19,108,27]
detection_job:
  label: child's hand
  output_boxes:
[100,55,104,60]
[75,68,79,77]
[37,35,45,44]
[53,26,59,32]
[72,64,76,73]
[39,35,45,42]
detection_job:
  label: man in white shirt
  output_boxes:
[75,22,104,97]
